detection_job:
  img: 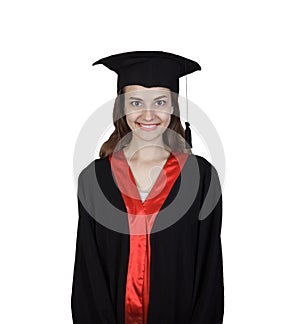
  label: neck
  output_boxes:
[123,137,170,163]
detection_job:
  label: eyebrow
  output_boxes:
[128,95,168,101]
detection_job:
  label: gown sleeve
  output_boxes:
[190,163,224,324]
[71,172,117,324]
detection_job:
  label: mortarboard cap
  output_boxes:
[92,51,201,148]
[92,51,201,94]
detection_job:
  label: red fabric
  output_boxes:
[109,149,188,324]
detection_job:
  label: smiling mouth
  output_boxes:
[136,122,160,130]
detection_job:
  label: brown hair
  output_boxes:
[99,87,192,158]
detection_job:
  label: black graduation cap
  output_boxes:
[92,51,201,148]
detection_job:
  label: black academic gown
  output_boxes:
[71,153,224,324]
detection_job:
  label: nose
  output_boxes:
[141,107,155,120]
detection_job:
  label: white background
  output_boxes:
[1,0,299,323]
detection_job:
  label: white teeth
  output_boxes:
[139,123,158,128]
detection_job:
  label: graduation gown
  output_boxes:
[71,150,224,324]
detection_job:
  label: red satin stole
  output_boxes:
[109,149,188,324]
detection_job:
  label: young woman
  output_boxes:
[71,51,224,324]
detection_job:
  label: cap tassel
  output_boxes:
[184,76,192,148]
[185,122,192,148]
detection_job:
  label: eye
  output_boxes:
[155,100,167,106]
[130,101,142,107]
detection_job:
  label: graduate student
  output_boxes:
[71,51,224,324]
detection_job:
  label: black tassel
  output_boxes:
[185,121,192,148]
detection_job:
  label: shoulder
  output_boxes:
[191,154,223,222]
[77,157,109,190]
[191,154,220,178]
[190,154,222,197]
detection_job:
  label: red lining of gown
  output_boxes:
[109,149,188,324]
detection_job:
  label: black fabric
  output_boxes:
[71,154,224,324]
[92,51,201,93]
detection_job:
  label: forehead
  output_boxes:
[123,85,171,97]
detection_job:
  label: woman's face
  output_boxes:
[123,85,174,142]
